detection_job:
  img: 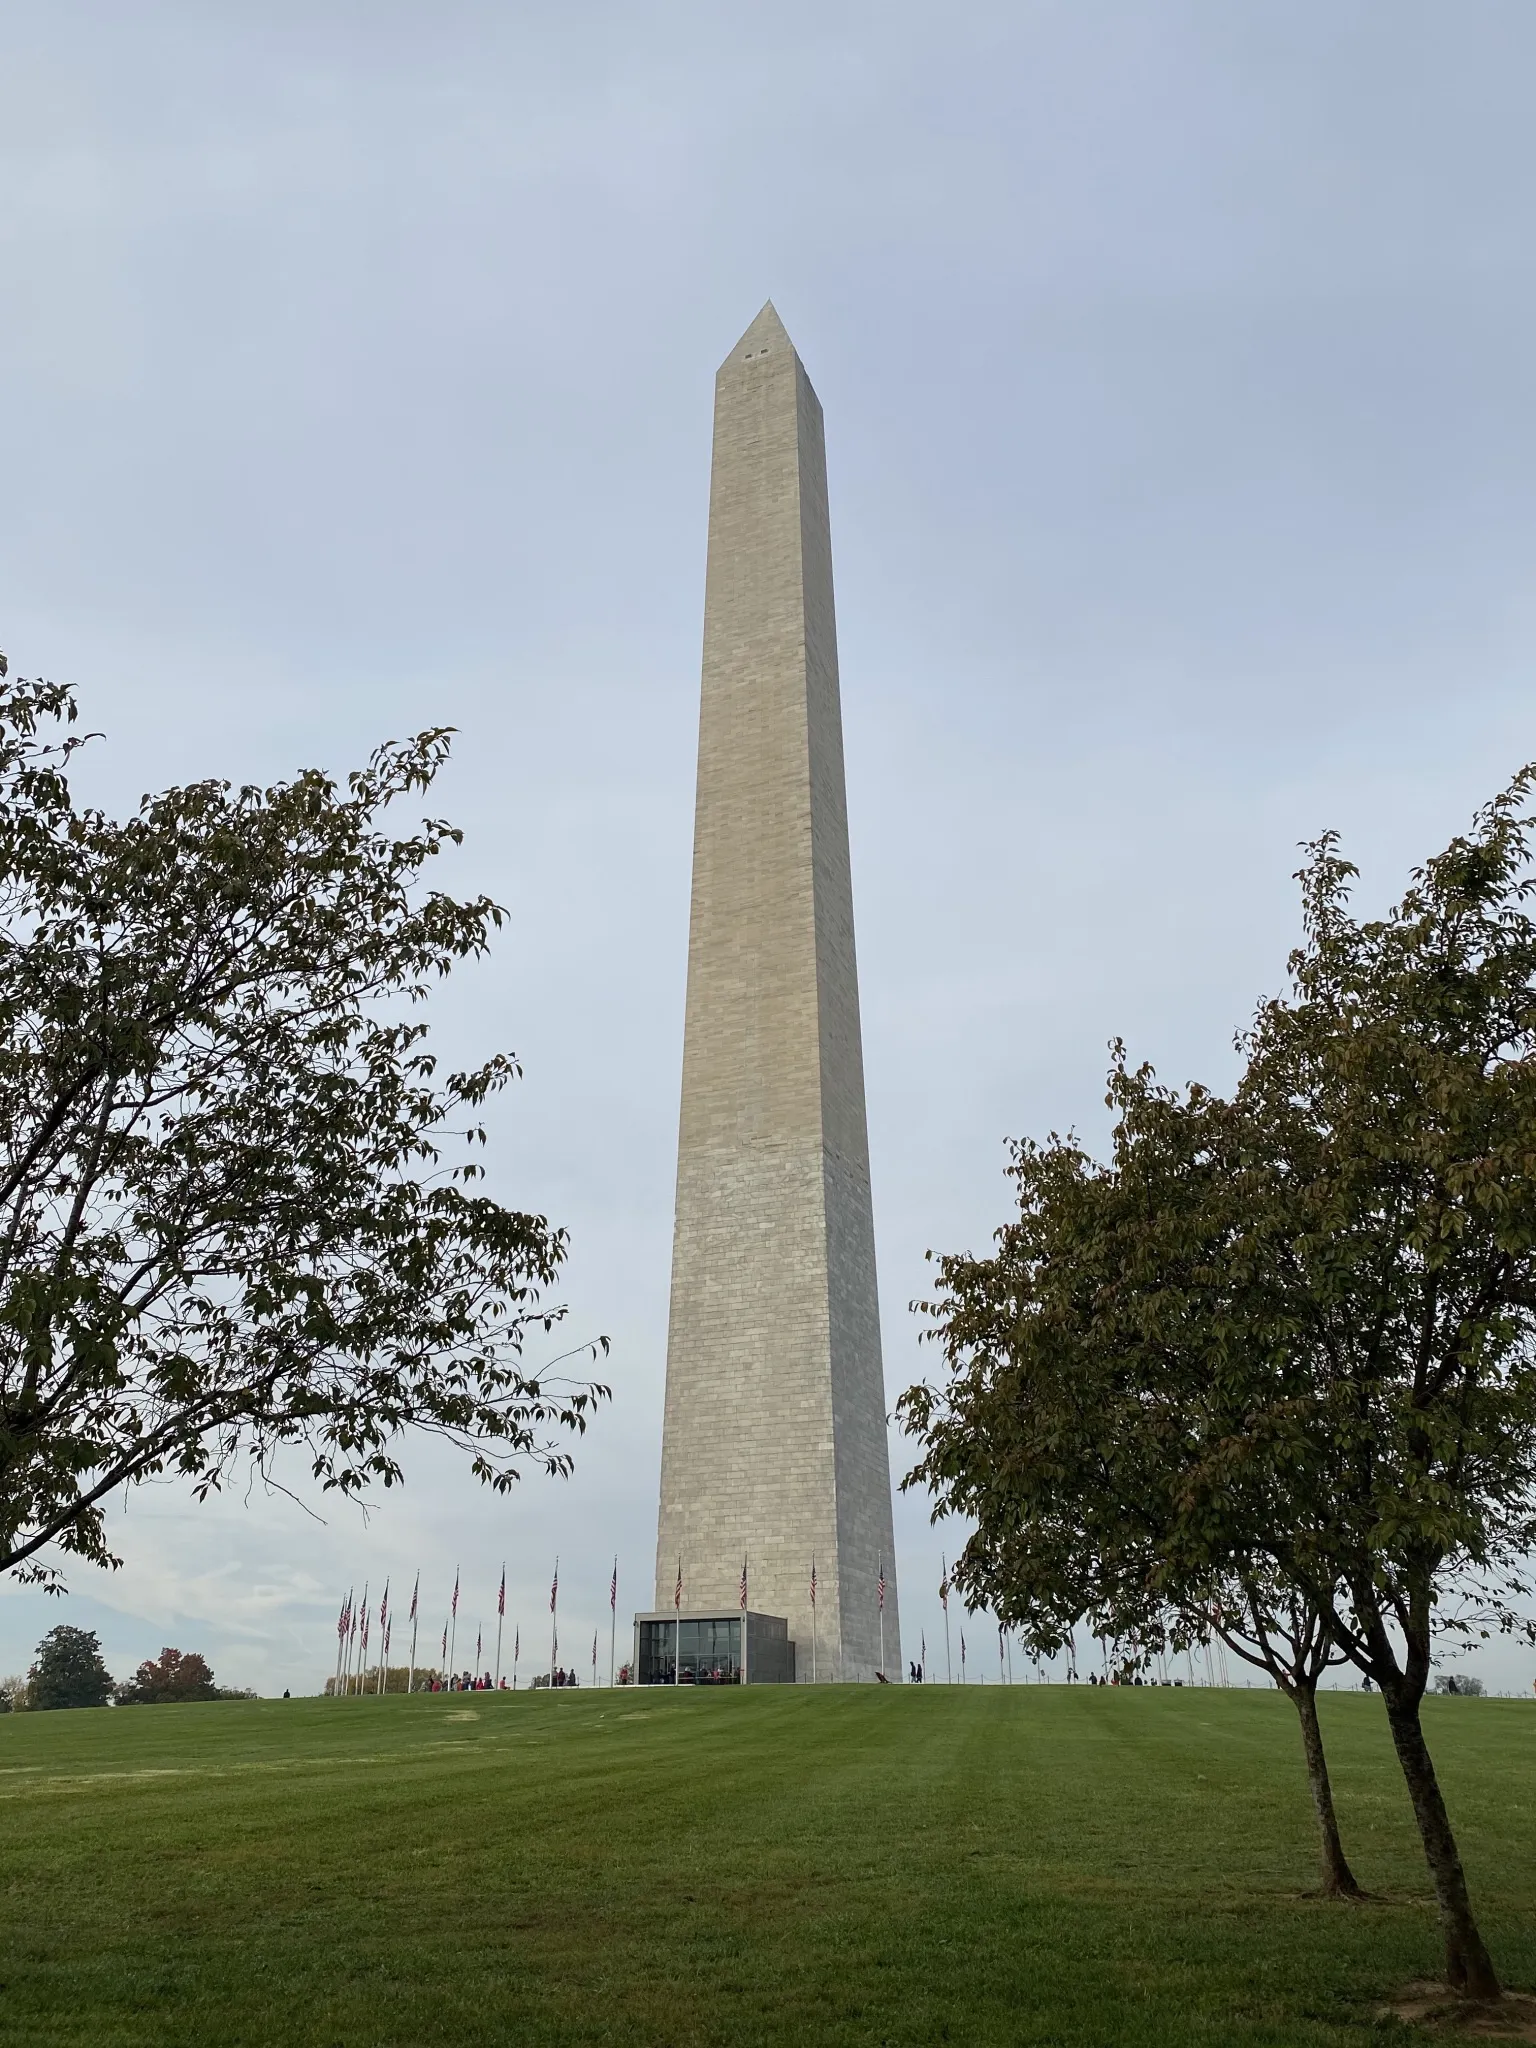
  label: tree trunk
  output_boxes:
[1381,1687,1501,1998]
[1289,1681,1363,1898]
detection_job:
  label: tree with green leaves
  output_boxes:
[28,1623,112,1708]
[905,773,1536,2002]
[0,659,607,1588]
[901,1117,1365,1900]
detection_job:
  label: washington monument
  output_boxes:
[653,303,901,1682]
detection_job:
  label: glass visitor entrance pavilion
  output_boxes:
[633,1610,795,1685]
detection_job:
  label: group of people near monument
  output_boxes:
[411,1668,587,1691]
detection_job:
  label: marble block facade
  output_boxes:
[653,303,901,1682]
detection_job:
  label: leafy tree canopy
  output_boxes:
[28,1623,112,1709]
[0,661,607,1587]
[115,1645,250,1704]
[904,772,1536,1999]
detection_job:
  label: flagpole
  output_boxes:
[377,1581,389,1696]
[352,1581,368,1697]
[513,1625,520,1690]
[810,1554,818,1685]
[448,1568,460,1685]
[673,1555,682,1686]
[550,1557,560,1685]
[998,1623,1005,1688]
[941,1559,952,1685]
[407,1572,419,1696]
[334,1589,350,1699]
[591,1631,597,1691]
[878,1558,886,1680]
[495,1562,505,1687]
[609,1556,618,1689]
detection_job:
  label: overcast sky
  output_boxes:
[3,1,1534,1694]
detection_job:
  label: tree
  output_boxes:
[113,1645,250,1703]
[0,661,608,1586]
[323,1664,424,1695]
[901,1124,1365,1899]
[28,1624,112,1708]
[905,774,1536,2001]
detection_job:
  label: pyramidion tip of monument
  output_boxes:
[723,300,795,368]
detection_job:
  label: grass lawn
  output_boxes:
[0,1683,1532,2046]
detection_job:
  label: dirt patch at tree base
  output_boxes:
[1382,1984,1536,2039]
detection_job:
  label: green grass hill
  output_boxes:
[1,1683,1532,2045]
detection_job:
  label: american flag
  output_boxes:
[451,1569,460,1619]
[960,1631,967,1668]
[441,1620,448,1660]
[610,1559,618,1613]
[550,1561,559,1613]
[514,1626,519,1662]
[337,1591,351,1644]
[498,1566,505,1618]
[673,1558,683,1612]
[809,1557,818,1608]
[939,1561,949,1611]
[359,1597,370,1655]
[475,1627,482,1669]
[877,1561,885,1613]
[379,1580,389,1638]
[739,1556,748,1612]
[409,1573,418,1623]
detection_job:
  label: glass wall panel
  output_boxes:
[637,1617,742,1684]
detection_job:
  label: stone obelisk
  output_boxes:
[654,303,900,1682]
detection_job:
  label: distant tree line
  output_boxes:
[0,1625,254,1710]
[322,1666,432,1695]
[903,772,1536,2007]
